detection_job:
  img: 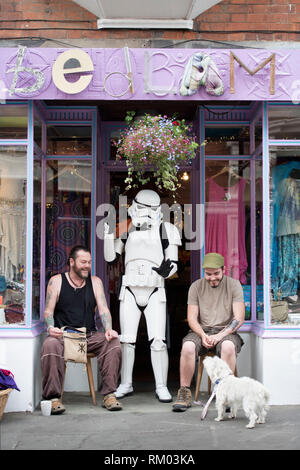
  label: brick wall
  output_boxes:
[0,0,299,42]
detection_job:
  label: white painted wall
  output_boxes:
[1,335,43,413]
[255,337,300,405]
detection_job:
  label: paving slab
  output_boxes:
[1,386,300,451]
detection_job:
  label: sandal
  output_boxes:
[51,398,66,415]
[102,393,123,411]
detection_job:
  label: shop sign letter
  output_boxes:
[230,52,275,95]
[52,49,94,94]
[7,46,45,96]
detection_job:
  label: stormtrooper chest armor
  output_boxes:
[124,226,164,267]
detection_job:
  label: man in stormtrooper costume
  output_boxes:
[104,189,181,402]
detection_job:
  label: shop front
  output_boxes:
[0,46,300,411]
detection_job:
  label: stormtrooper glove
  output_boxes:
[104,209,115,235]
[152,259,173,278]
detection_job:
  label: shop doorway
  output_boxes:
[105,171,192,383]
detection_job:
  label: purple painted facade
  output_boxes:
[1,47,298,102]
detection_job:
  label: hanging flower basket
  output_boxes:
[115,112,199,192]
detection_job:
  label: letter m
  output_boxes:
[230,52,276,95]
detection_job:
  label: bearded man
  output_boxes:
[172,252,245,412]
[40,245,122,414]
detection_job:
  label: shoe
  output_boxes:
[155,385,172,403]
[102,393,123,411]
[115,383,133,398]
[172,387,192,412]
[51,398,65,415]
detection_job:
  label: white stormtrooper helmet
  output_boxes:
[128,189,162,228]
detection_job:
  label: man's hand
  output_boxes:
[105,329,119,342]
[201,333,215,349]
[48,327,63,338]
[208,331,227,346]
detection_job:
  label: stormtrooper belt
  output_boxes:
[122,273,164,288]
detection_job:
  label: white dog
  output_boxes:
[203,356,270,429]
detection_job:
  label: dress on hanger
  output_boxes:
[271,161,300,299]
[276,176,300,298]
[0,177,26,282]
[205,177,248,284]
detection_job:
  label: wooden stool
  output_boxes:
[194,352,238,402]
[61,352,97,405]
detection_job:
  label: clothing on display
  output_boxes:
[0,173,26,284]
[271,161,300,301]
[205,176,248,284]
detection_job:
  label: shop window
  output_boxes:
[32,159,41,322]
[34,114,42,149]
[256,160,264,321]
[204,127,250,156]
[255,119,262,150]
[269,146,300,326]
[46,125,92,156]
[269,106,300,140]
[0,105,28,139]
[0,146,27,326]
[103,123,126,161]
[45,160,92,283]
[205,161,251,317]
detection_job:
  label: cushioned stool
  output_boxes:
[194,352,238,402]
[61,352,97,405]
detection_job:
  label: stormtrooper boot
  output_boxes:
[151,346,172,403]
[115,343,135,398]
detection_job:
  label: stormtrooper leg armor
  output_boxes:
[150,338,172,402]
[115,343,135,398]
[115,289,141,398]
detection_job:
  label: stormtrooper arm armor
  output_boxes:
[104,232,124,263]
[161,222,182,279]
[164,244,179,278]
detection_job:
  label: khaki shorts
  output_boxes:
[182,327,244,358]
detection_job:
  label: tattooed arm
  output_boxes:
[91,276,118,342]
[44,275,63,338]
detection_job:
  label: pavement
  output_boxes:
[1,381,300,452]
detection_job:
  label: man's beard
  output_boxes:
[208,275,224,288]
[73,265,90,279]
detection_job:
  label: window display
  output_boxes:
[32,159,41,321]
[0,105,27,139]
[256,161,264,321]
[269,106,300,140]
[205,161,250,284]
[204,127,250,155]
[270,147,300,325]
[0,146,27,325]
[46,126,92,156]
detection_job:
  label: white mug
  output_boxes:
[40,400,52,416]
